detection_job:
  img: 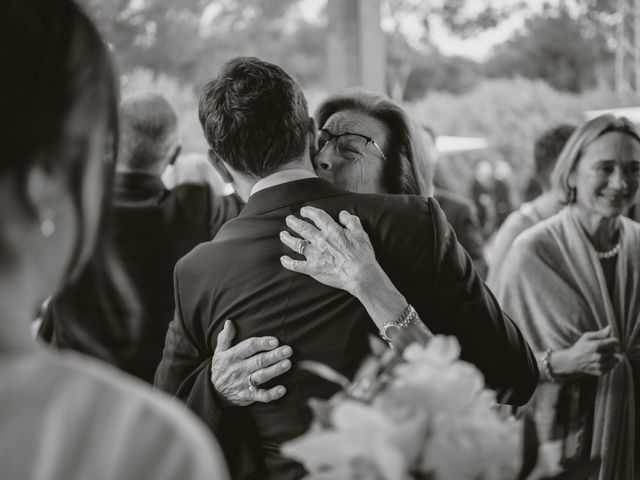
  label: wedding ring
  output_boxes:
[298,239,311,256]
[246,372,258,393]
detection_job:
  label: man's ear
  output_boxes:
[168,145,182,166]
[307,117,318,158]
[207,149,233,183]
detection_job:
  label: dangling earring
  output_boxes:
[40,217,55,238]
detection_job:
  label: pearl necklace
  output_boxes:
[596,242,622,259]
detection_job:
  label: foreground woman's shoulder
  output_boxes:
[60,352,229,479]
[0,350,229,480]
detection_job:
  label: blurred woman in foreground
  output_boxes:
[0,1,228,479]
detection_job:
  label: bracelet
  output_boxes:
[379,304,418,343]
[541,348,557,383]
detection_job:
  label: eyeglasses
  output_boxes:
[317,128,387,162]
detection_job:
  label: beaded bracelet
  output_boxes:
[541,348,557,383]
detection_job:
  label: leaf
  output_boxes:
[299,360,351,390]
[308,398,335,429]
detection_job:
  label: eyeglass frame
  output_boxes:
[317,128,387,161]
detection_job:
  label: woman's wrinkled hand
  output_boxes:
[555,326,621,377]
[279,206,379,296]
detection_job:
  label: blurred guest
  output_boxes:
[471,160,513,237]
[162,151,234,195]
[488,124,575,288]
[421,126,487,276]
[493,115,640,479]
[41,92,242,383]
[0,1,228,479]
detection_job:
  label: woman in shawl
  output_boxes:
[492,114,640,479]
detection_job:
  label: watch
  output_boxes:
[379,304,418,342]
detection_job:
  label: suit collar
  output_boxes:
[240,178,350,216]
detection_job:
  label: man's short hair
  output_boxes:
[533,124,575,189]
[119,92,178,171]
[198,56,310,178]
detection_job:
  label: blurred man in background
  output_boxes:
[421,126,487,276]
[487,124,575,288]
[41,92,242,383]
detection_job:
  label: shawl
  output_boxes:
[494,206,640,480]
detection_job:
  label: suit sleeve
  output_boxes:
[154,263,225,429]
[154,261,261,480]
[429,198,538,406]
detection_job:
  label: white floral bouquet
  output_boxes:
[282,336,597,480]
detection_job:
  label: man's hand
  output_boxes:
[211,320,293,406]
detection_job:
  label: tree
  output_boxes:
[485,5,612,92]
[403,53,481,99]
[383,0,524,100]
[80,0,320,86]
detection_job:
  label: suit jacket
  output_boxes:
[42,173,242,383]
[435,188,487,277]
[154,178,538,480]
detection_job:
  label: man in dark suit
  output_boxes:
[41,92,242,383]
[154,58,538,480]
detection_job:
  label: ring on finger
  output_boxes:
[298,239,311,256]
[246,372,258,393]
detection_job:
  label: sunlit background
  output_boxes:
[82,0,640,204]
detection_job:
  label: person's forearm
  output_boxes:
[351,263,406,328]
[351,263,432,350]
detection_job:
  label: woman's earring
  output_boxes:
[40,217,55,238]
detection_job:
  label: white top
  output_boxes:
[0,348,230,480]
[250,169,317,197]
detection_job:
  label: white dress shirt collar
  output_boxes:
[250,169,317,197]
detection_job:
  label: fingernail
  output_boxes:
[280,256,288,264]
[282,346,292,356]
[224,320,230,328]
[282,360,291,370]
[279,231,286,238]
[277,387,286,395]
[269,338,278,347]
